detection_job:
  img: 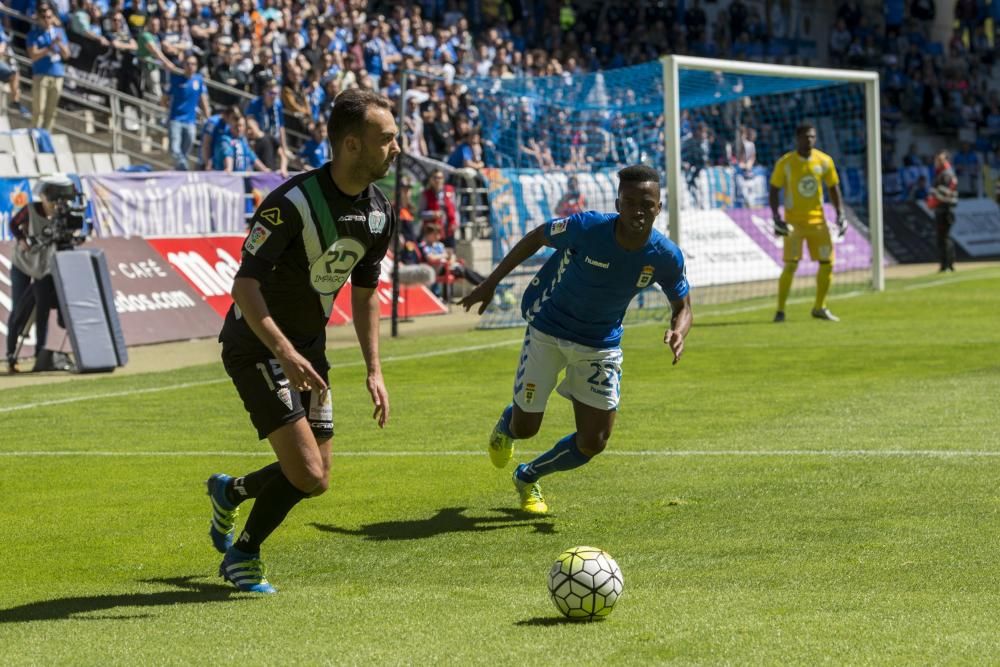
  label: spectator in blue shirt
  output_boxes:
[201,104,239,170]
[297,120,330,169]
[26,3,71,131]
[163,53,211,170]
[199,111,225,169]
[245,79,289,174]
[446,130,485,170]
[213,114,269,172]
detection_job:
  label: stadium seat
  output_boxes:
[55,151,75,173]
[111,153,131,170]
[0,134,13,153]
[92,153,114,173]
[0,153,15,175]
[74,153,96,175]
[35,153,57,174]
[50,133,72,155]
[11,133,33,158]
[0,116,9,133]
[13,152,35,175]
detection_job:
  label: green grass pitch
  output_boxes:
[2,266,999,664]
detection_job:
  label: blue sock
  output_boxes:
[516,433,590,483]
[496,403,515,438]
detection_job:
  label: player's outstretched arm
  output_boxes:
[459,224,549,315]
[664,294,693,365]
[232,276,327,394]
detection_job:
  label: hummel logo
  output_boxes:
[585,256,610,269]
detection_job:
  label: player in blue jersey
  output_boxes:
[459,165,692,514]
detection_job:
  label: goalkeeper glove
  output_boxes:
[836,211,847,240]
[773,217,789,237]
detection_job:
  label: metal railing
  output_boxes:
[0,4,309,168]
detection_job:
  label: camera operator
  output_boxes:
[5,175,86,373]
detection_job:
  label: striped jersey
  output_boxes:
[520,211,689,349]
[769,149,840,225]
[220,163,395,355]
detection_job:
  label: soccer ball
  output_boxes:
[547,546,624,620]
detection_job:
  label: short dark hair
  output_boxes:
[618,164,660,186]
[796,122,816,136]
[326,88,393,149]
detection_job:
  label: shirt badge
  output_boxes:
[368,210,387,234]
[636,265,655,288]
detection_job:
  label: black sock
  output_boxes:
[226,462,282,506]
[233,472,309,554]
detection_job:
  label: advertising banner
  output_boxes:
[950,198,1000,257]
[146,235,448,326]
[84,172,246,237]
[1,237,220,358]
[726,205,872,275]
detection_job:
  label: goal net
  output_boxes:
[447,57,882,328]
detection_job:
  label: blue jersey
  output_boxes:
[168,72,205,123]
[27,26,68,77]
[299,138,330,168]
[521,211,689,349]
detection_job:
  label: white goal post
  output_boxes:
[661,55,884,292]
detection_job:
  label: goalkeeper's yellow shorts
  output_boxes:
[783,222,834,263]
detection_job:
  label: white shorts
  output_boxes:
[512,325,623,413]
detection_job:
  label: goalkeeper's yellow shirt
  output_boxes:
[769,149,840,225]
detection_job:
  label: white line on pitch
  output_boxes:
[902,271,1000,291]
[0,339,525,414]
[2,449,1000,458]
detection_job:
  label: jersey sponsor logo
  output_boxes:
[309,389,333,422]
[277,386,293,411]
[309,237,366,295]
[524,382,536,404]
[550,218,568,235]
[260,207,283,226]
[368,210,387,234]
[636,264,655,288]
[338,214,366,223]
[797,175,819,198]
[244,222,271,255]
[584,255,610,269]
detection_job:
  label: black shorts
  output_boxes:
[225,354,334,441]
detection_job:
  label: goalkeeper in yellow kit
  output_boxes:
[768,122,846,322]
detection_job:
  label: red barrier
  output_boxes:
[146,235,447,325]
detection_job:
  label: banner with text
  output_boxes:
[83,172,246,238]
[146,235,448,325]
[1,237,220,358]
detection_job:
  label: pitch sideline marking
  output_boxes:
[2,449,1000,458]
[0,340,526,414]
[3,269,991,415]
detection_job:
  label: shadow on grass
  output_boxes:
[312,506,556,541]
[692,320,771,328]
[0,575,245,623]
[515,616,604,626]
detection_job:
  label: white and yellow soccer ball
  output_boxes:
[547,546,624,620]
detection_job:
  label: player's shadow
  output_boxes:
[515,616,603,626]
[311,506,555,541]
[694,320,771,328]
[0,575,245,623]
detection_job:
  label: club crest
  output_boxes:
[368,210,387,234]
[636,265,655,288]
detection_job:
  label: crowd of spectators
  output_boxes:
[2,0,999,198]
[832,0,1000,197]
